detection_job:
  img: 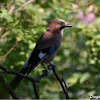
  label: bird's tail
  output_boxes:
[10,54,47,90]
[10,59,29,90]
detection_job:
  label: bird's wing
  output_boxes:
[25,43,59,75]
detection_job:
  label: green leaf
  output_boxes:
[67,73,81,87]
[80,72,91,84]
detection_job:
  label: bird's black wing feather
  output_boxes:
[26,47,50,74]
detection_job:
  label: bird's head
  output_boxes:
[46,19,72,32]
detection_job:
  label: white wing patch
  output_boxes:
[38,51,46,59]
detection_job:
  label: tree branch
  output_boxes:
[0,64,39,99]
[86,0,95,6]
[0,38,20,63]
[0,65,37,82]
[7,84,19,99]
[0,73,19,99]
[32,81,39,99]
[15,0,34,10]
[49,63,70,99]
[8,0,16,14]
[0,27,2,32]
[0,64,69,99]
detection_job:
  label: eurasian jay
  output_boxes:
[10,19,72,90]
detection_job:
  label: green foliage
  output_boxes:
[0,0,100,99]
[0,74,9,98]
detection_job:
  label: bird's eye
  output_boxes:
[59,22,64,26]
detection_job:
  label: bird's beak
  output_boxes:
[65,23,72,27]
[67,24,72,27]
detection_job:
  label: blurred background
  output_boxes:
[0,0,100,99]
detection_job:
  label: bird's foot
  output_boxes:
[43,69,49,75]
[48,63,56,70]
[41,63,49,74]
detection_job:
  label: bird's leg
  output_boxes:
[41,63,49,74]
[48,63,56,70]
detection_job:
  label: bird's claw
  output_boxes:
[48,63,56,70]
[43,69,49,75]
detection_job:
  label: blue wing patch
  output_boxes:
[48,43,59,55]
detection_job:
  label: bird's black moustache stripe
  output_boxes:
[59,26,66,30]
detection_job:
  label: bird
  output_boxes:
[10,19,72,90]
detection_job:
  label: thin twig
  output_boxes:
[75,0,95,8]
[86,0,95,6]
[0,65,37,82]
[0,0,34,36]
[32,81,39,99]
[50,64,69,99]
[8,0,16,14]
[7,85,19,99]
[62,78,68,93]
[0,27,2,32]
[4,39,20,57]
[0,74,19,99]
[4,40,19,57]
[0,31,10,39]
[0,39,20,63]
[36,70,49,82]
[0,0,16,36]
[15,0,34,9]
[0,64,49,83]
